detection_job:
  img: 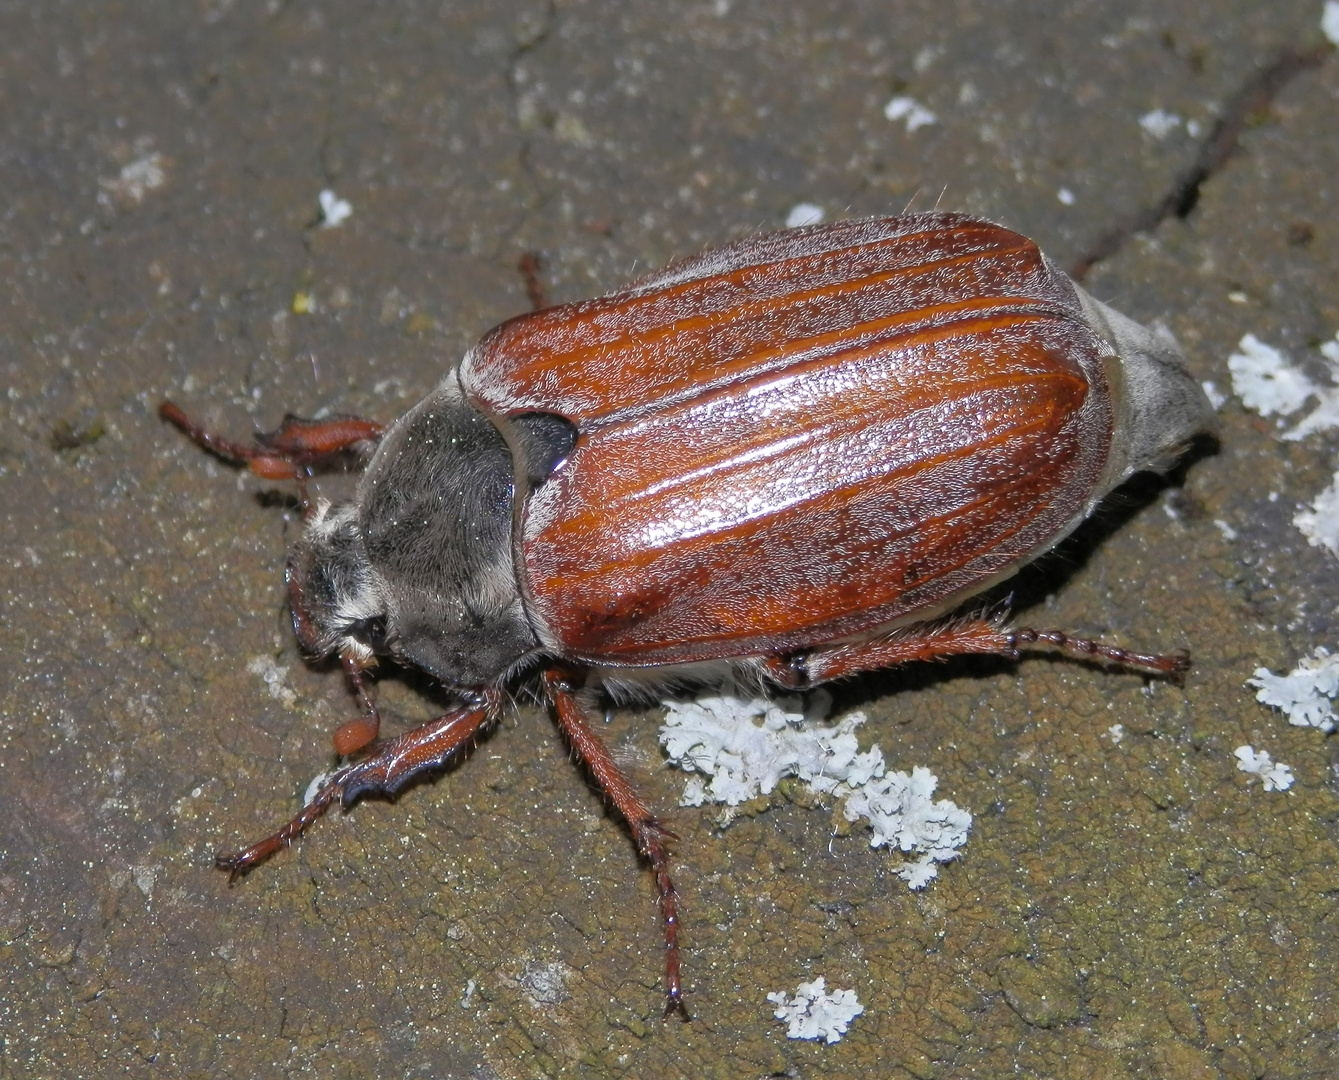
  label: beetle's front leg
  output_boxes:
[542,669,687,1019]
[764,617,1190,687]
[216,702,491,879]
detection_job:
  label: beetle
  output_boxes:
[160,212,1212,1016]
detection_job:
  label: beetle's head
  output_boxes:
[287,499,389,669]
[282,383,545,689]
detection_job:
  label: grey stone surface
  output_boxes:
[2,1,1336,1077]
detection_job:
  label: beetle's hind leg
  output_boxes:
[542,669,688,1020]
[764,617,1189,687]
[216,702,490,879]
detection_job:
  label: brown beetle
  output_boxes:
[161,212,1212,1015]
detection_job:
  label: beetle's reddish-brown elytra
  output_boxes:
[161,212,1212,1016]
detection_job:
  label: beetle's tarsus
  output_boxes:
[770,618,1192,686]
[213,776,346,879]
[215,853,246,882]
[1010,626,1191,676]
[664,992,691,1021]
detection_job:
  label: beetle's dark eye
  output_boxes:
[511,412,578,487]
[346,615,388,653]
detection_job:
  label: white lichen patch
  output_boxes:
[1294,471,1339,557]
[660,694,971,888]
[844,766,973,889]
[247,654,297,709]
[1234,746,1295,792]
[319,188,353,228]
[1248,647,1339,732]
[1228,332,1339,440]
[1228,334,1316,418]
[767,977,864,1043]
[786,202,825,228]
[1324,1,1339,46]
[1287,332,1339,440]
[1139,108,1183,139]
[884,95,937,132]
[99,149,167,206]
[517,960,571,1007]
[660,694,874,806]
[132,864,159,899]
[1229,330,1339,555]
[303,768,339,807]
[553,112,596,147]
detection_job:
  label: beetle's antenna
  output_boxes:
[159,401,273,467]
[159,401,383,510]
[331,658,383,756]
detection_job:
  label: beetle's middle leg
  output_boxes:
[764,617,1190,688]
[542,669,687,1019]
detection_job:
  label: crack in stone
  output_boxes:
[506,0,558,186]
[1070,41,1333,281]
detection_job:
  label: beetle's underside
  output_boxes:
[160,213,1210,1017]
